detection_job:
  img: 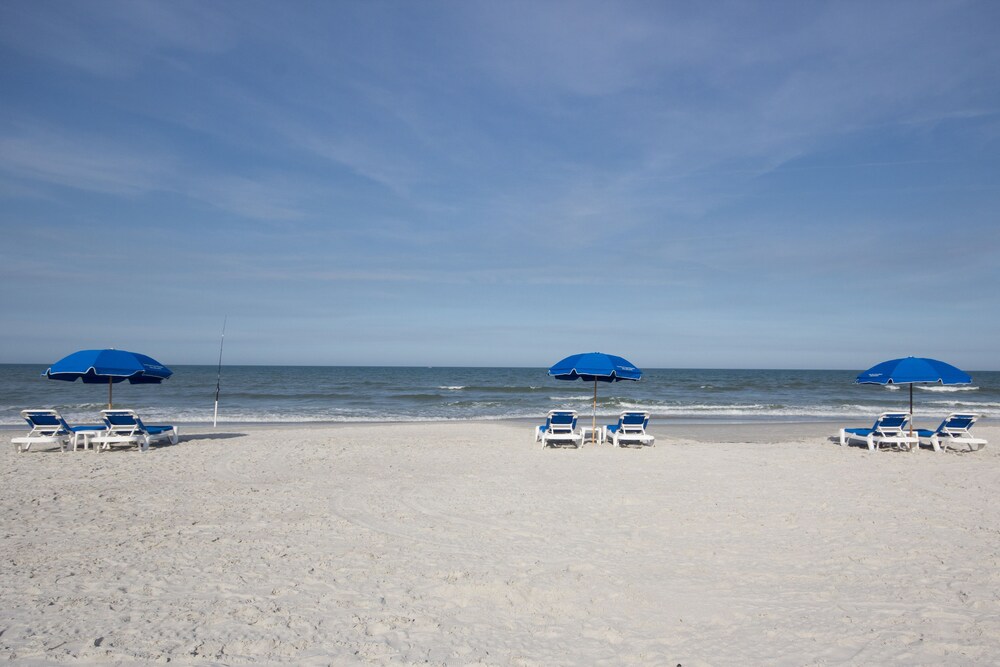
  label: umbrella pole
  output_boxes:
[593,380,597,444]
[909,383,914,437]
[108,376,113,410]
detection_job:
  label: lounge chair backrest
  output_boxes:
[545,410,573,425]
[625,412,649,425]
[872,412,908,435]
[101,409,146,436]
[548,411,577,432]
[21,409,70,435]
[940,413,977,434]
[617,411,650,433]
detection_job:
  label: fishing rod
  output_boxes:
[213,316,227,428]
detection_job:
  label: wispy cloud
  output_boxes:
[182,173,310,222]
[0,126,174,195]
[0,0,235,77]
[0,120,318,221]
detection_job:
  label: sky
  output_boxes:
[1,1,998,370]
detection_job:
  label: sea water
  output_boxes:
[0,364,996,426]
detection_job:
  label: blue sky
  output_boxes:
[1,1,998,369]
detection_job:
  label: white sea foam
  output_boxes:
[917,385,979,392]
[924,399,1000,409]
[608,402,901,418]
[439,386,465,390]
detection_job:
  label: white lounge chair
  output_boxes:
[535,409,573,441]
[916,413,987,452]
[537,410,583,448]
[839,412,918,452]
[11,409,105,453]
[92,409,179,452]
[605,411,655,447]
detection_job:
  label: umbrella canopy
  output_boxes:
[855,356,971,386]
[45,348,173,409]
[855,356,971,435]
[548,352,642,382]
[548,352,642,443]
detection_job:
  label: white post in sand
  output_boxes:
[213,317,227,428]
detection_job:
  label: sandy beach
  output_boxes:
[3,420,999,665]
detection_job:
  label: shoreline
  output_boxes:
[177,418,993,446]
[3,414,989,432]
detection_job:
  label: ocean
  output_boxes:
[1,364,997,428]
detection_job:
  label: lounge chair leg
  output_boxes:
[838,429,846,446]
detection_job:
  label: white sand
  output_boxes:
[2,421,999,665]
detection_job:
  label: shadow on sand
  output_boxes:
[178,432,247,442]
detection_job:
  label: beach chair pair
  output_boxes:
[535,410,655,448]
[839,412,989,453]
[13,409,179,453]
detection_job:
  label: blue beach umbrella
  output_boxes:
[855,356,971,435]
[548,352,642,443]
[45,348,173,409]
